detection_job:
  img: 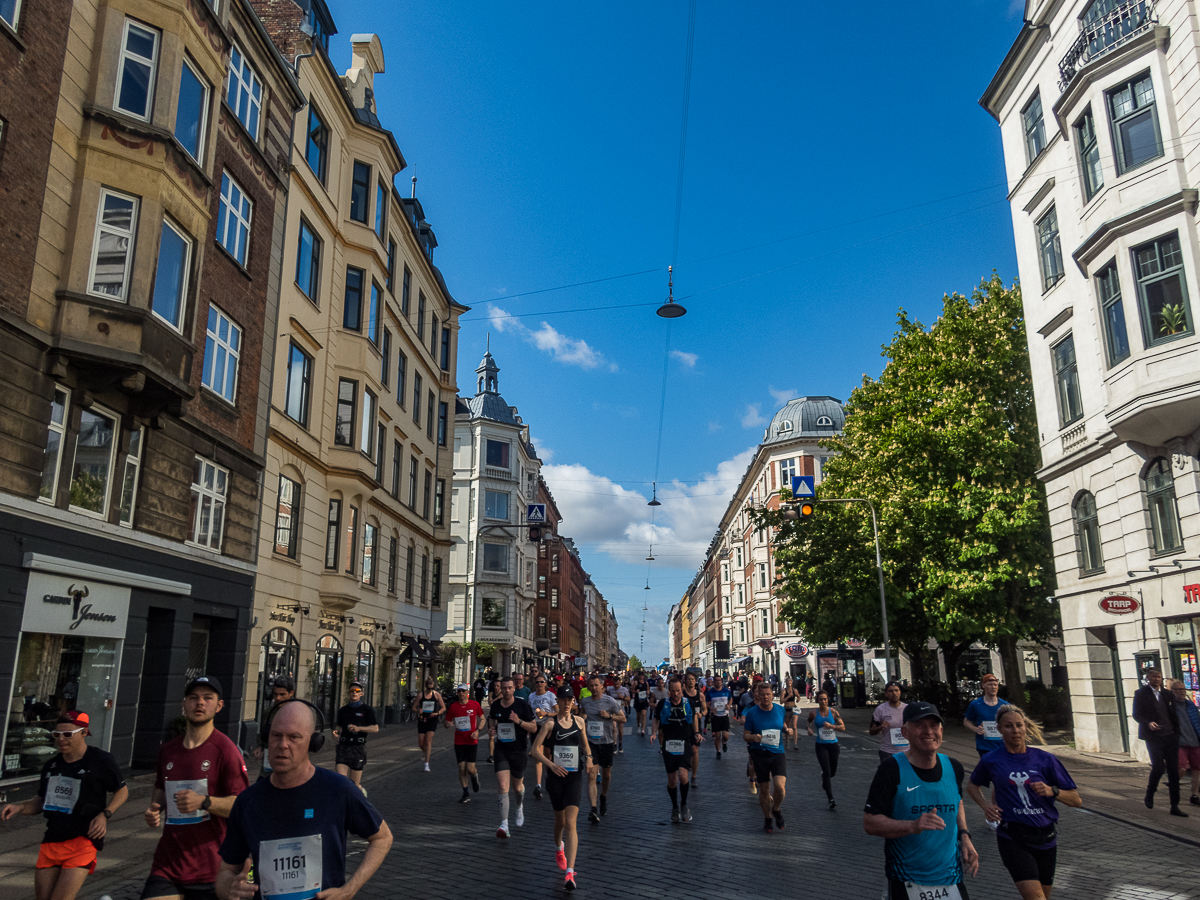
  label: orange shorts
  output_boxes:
[36,836,97,873]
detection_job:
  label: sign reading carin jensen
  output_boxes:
[22,572,131,639]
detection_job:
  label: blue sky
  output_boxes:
[323,0,1027,664]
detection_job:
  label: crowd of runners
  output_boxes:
[0,665,1094,900]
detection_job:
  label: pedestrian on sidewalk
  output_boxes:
[966,703,1082,900]
[869,682,909,765]
[963,673,1004,757]
[1133,668,1188,817]
[1169,680,1200,808]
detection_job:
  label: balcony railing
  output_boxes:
[1061,422,1087,453]
[1059,0,1157,91]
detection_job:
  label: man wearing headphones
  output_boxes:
[216,700,392,900]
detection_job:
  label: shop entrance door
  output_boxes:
[1099,628,1129,754]
[313,635,343,726]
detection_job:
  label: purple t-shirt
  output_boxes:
[969,746,1076,837]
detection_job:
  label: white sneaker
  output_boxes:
[497,822,510,839]
[424,762,430,772]
[515,806,525,827]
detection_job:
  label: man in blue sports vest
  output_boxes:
[863,701,979,900]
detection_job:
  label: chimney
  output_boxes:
[344,34,384,112]
[244,0,309,64]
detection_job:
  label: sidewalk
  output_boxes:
[832,701,1200,846]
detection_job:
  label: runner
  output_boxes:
[413,676,446,772]
[488,675,538,838]
[141,675,248,900]
[580,673,626,822]
[863,701,978,900]
[444,684,483,803]
[613,679,631,751]
[869,682,910,764]
[253,676,294,781]
[733,687,759,795]
[743,681,793,833]
[963,672,1004,757]
[528,675,559,800]
[333,681,379,791]
[780,677,800,751]
[631,673,651,736]
[650,678,702,823]
[966,704,1082,900]
[0,711,128,900]
[682,674,708,788]
[705,674,732,759]
[513,672,532,703]
[215,699,392,899]
[530,687,593,891]
[807,690,846,809]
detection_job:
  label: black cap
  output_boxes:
[184,675,223,699]
[902,700,943,725]
[555,685,575,701]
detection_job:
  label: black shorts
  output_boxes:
[711,715,730,733]
[546,771,583,811]
[749,749,787,782]
[142,875,217,900]
[589,742,615,768]
[661,749,692,774]
[887,880,970,900]
[634,700,649,710]
[418,717,439,734]
[454,743,479,764]
[996,836,1057,886]
[494,746,528,779]
[335,742,367,771]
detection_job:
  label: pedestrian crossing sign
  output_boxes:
[791,476,815,498]
[527,503,547,524]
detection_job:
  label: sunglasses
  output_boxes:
[52,727,86,739]
[350,689,363,693]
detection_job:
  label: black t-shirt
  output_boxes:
[335,702,377,744]
[863,754,966,817]
[654,699,696,744]
[489,698,536,752]
[37,746,125,847]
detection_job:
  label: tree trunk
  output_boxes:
[996,634,1025,706]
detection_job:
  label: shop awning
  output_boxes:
[397,634,419,657]
[727,655,751,665]
[416,637,439,661]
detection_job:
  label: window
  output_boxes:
[367,281,381,345]
[735,547,743,568]
[431,315,439,357]
[202,305,242,403]
[386,239,396,292]
[149,219,192,332]
[226,44,263,140]
[551,553,559,573]
[381,329,391,388]
[419,552,429,602]
[174,58,209,162]
[324,499,341,569]
[1075,107,1104,201]
[434,478,445,525]
[401,266,411,314]
[757,563,768,589]
[431,558,442,607]
[89,190,138,300]
[1093,263,1130,366]
[1133,233,1192,346]
[408,457,418,507]
[305,104,328,183]
[405,544,415,598]
[375,181,386,238]
[426,390,435,439]
[387,537,397,593]
[117,426,143,526]
[284,343,312,427]
[116,20,159,120]
[296,219,321,300]
[483,544,507,573]
[760,609,770,634]
[1073,491,1103,574]
[1036,205,1063,291]
[422,472,432,520]
[723,595,730,616]
[739,621,746,643]
[359,389,376,456]
[1108,73,1162,174]
[1,0,22,29]
[551,587,559,609]
[722,563,730,582]
[485,490,509,520]
[69,405,118,517]
[362,522,377,585]
[397,352,407,406]
[1052,334,1083,427]
[538,617,547,639]
[417,292,426,340]
[486,439,510,469]
[550,623,559,642]
[437,401,448,446]
[274,475,300,557]
[374,424,385,483]
[39,388,68,502]
[1022,91,1046,164]
[335,379,356,446]
[1146,458,1183,554]
[779,458,796,488]
[391,440,401,498]
[217,172,252,266]
[343,266,364,331]
[412,373,422,425]
[343,505,358,575]
[350,162,370,224]
[440,326,450,370]
[189,456,228,549]
[483,597,506,627]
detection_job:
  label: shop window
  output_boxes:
[190,456,228,549]
[39,388,70,503]
[313,635,341,725]
[356,640,375,705]
[70,405,119,518]
[258,627,298,716]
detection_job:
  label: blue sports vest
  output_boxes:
[886,753,961,886]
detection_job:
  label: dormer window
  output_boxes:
[816,415,834,428]
[777,421,793,434]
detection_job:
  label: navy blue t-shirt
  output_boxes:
[219,767,382,895]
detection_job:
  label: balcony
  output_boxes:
[1059,1,1157,91]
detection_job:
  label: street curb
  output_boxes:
[1076,805,1200,848]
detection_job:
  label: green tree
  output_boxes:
[756,275,1057,701]
[627,655,642,671]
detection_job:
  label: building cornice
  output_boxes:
[1072,188,1199,275]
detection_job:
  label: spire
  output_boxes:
[475,341,499,395]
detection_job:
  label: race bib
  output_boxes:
[760,729,781,748]
[497,723,516,743]
[422,701,435,714]
[890,727,910,748]
[819,727,836,742]
[455,715,472,732]
[587,720,605,740]
[261,833,322,899]
[43,774,81,814]
[637,691,647,700]
[165,778,209,825]
[982,720,1001,739]
[710,698,728,715]
[665,739,686,756]
[553,745,579,772]
[904,883,962,900]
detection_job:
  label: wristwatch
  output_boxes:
[1051,786,1060,799]
[200,795,213,811]
[102,809,112,819]
[958,831,971,840]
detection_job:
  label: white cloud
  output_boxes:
[481,309,614,370]
[486,305,520,333]
[741,403,767,428]
[707,420,721,432]
[670,350,699,368]
[769,386,798,406]
[535,445,554,463]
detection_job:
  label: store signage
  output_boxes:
[22,573,130,639]
[847,639,866,648]
[1184,584,1200,604]
[269,610,296,625]
[758,639,776,649]
[784,642,809,658]
[1099,595,1139,615]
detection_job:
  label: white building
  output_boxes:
[983,0,1200,756]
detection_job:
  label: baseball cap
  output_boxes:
[456,683,470,691]
[902,701,943,725]
[61,710,90,735]
[555,685,575,701]
[349,681,365,690]
[184,675,224,699]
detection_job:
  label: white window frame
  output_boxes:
[39,387,70,504]
[88,189,139,302]
[174,56,210,163]
[115,19,160,121]
[190,456,228,550]
[150,217,193,331]
[202,303,242,403]
[68,402,121,520]
[757,562,768,589]
[1,0,22,31]
[484,489,509,521]
[117,426,144,527]
[482,543,508,573]
[359,389,376,457]
[226,42,263,141]
[217,172,253,266]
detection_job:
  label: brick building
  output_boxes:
[534,477,588,673]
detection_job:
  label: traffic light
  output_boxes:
[798,500,815,519]
[529,525,542,541]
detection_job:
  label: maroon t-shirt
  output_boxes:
[150,729,249,884]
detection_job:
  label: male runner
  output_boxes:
[445,684,483,802]
[869,682,909,764]
[962,673,1004,757]
[254,676,294,781]
[706,674,732,759]
[333,681,379,790]
[142,676,248,900]
[216,700,392,899]
[682,674,708,788]
[527,675,558,800]
[650,678,702,823]
[513,672,532,703]
[743,681,792,833]
[631,673,651,736]
[488,675,537,837]
[580,673,626,822]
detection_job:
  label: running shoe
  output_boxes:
[556,845,568,871]
[471,774,480,792]
[486,755,493,763]
[619,746,624,754]
[671,806,681,824]
[1170,807,1190,817]
[680,804,692,822]
[763,817,773,834]
[1191,795,1200,807]
[828,798,837,810]
[599,795,607,816]
[534,784,544,800]
[750,780,758,795]
[497,824,509,839]
[516,805,525,827]
[773,810,785,830]
[716,750,721,760]
[588,807,600,824]
[459,794,471,803]
[691,780,698,789]
[564,872,576,891]
[424,762,430,772]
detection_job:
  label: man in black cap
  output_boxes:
[333,682,378,791]
[863,701,978,899]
